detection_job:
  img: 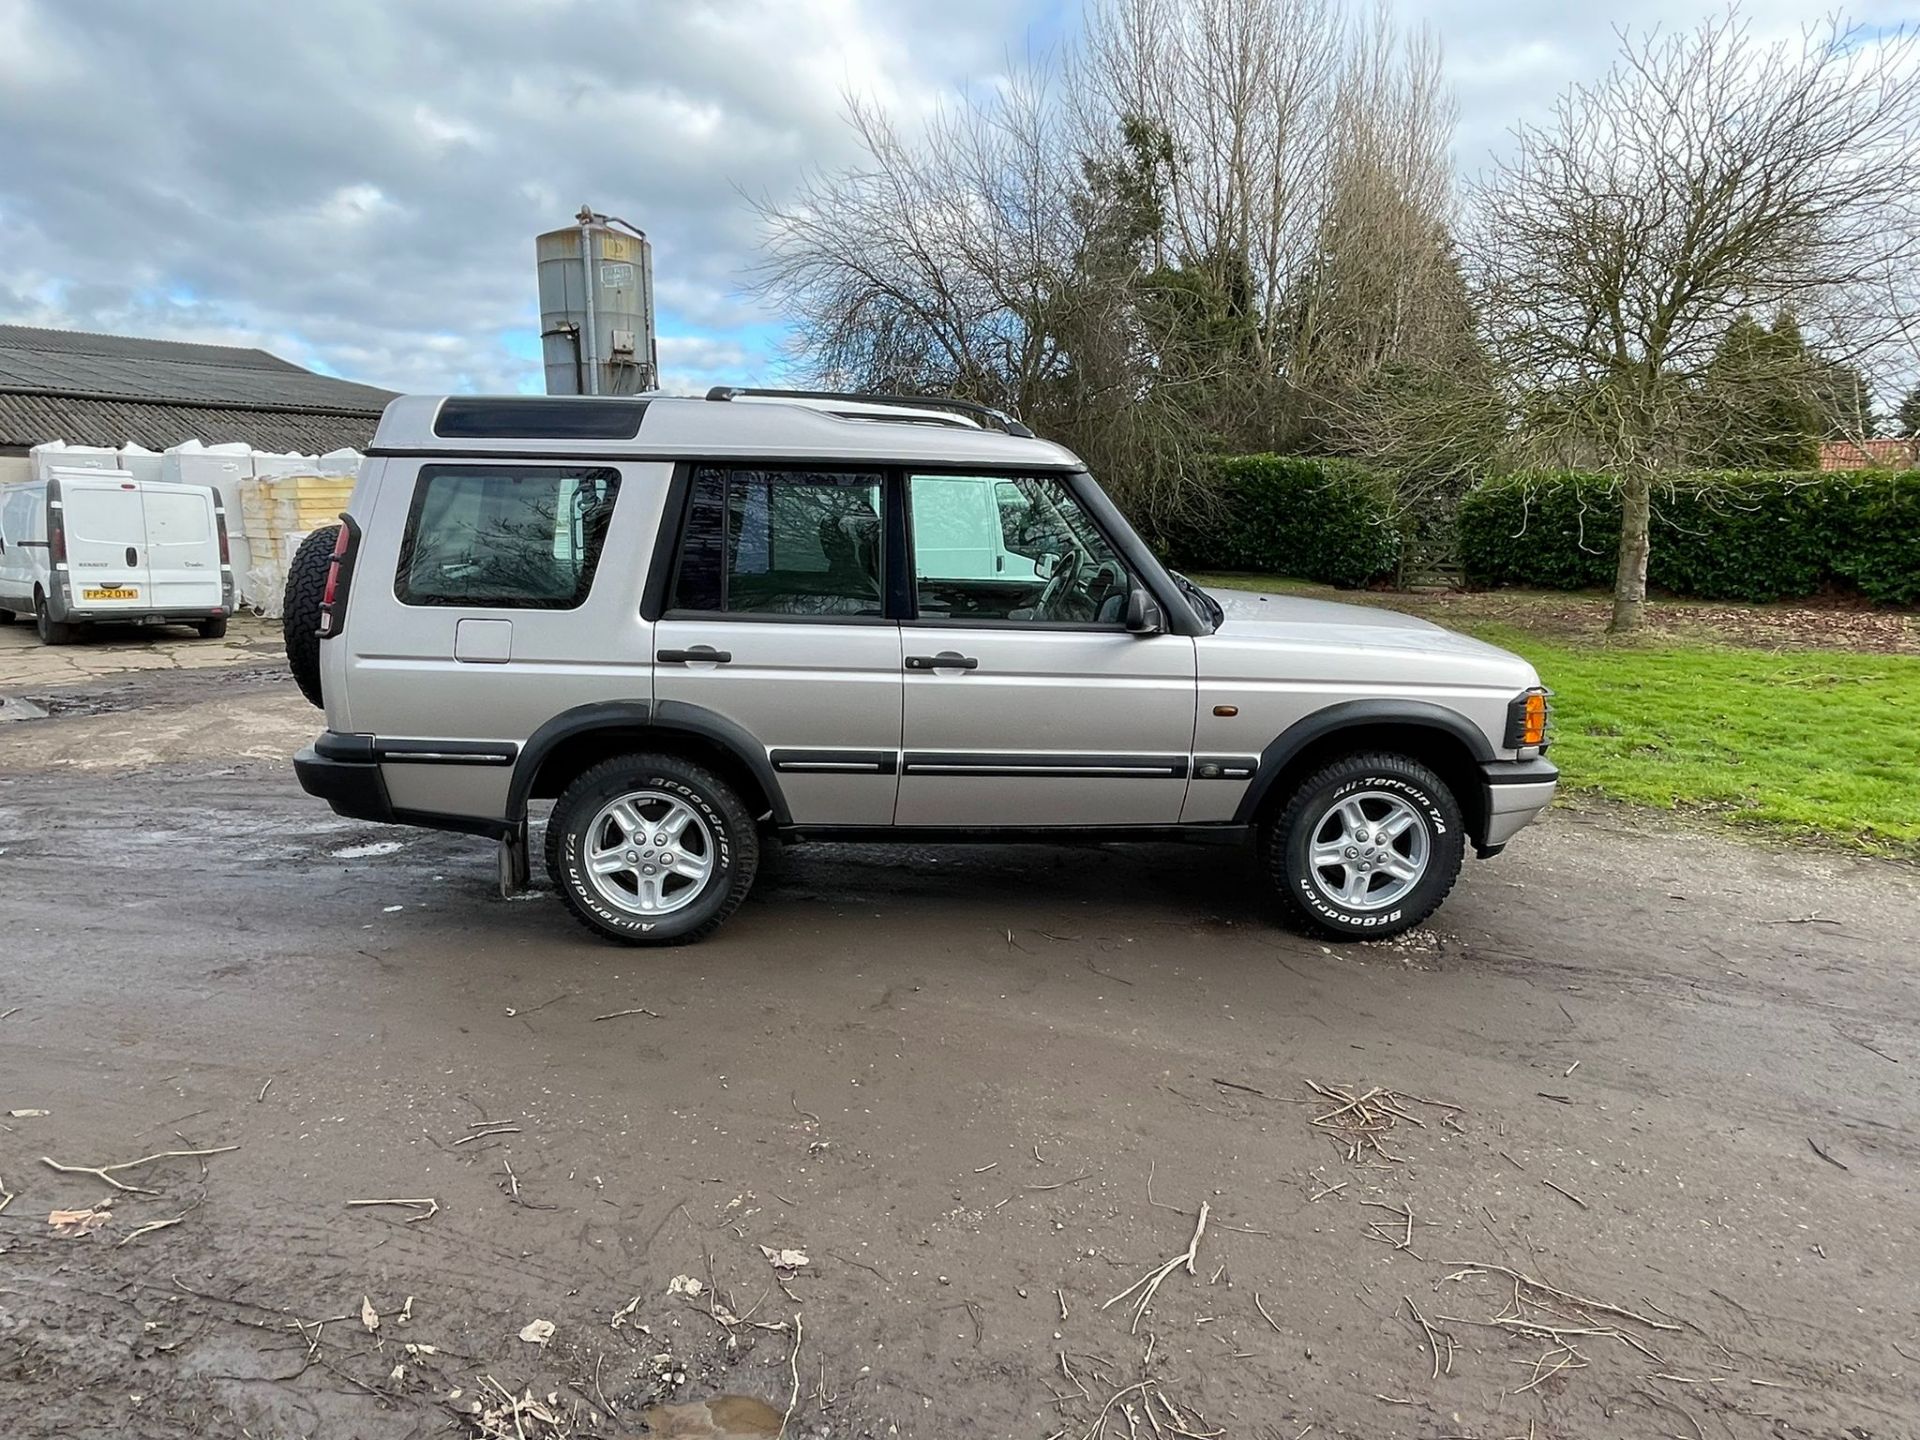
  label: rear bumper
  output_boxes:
[294,731,515,839]
[1480,757,1559,851]
[294,733,395,826]
[56,606,226,624]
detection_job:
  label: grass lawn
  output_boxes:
[1196,575,1920,857]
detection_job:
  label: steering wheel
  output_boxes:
[1036,548,1084,620]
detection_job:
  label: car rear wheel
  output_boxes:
[34,593,75,646]
[1264,752,1464,939]
[283,523,339,709]
[197,616,229,639]
[545,753,759,945]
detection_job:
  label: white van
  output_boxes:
[0,469,234,644]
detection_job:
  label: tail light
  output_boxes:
[49,507,67,565]
[215,507,231,565]
[317,515,360,637]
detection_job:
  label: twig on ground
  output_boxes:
[347,1197,440,1224]
[1146,1159,1184,1213]
[0,1007,19,1020]
[592,1007,660,1021]
[1404,1296,1454,1379]
[40,1145,238,1195]
[1057,1287,1069,1321]
[1541,1179,1590,1210]
[506,991,571,1017]
[1253,1292,1282,1334]
[791,1093,821,1126]
[117,1207,196,1248]
[452,1125,519,1146]
[1808,1138,1849,1170]
[974,1162,998,1173]
[1029,1171,1093,1192]
[779,1312,803,1438]
[1103,1202,1210,1334]
[257,1078,274,1103]
[0,1174,13,1214]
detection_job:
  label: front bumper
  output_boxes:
[1480,757,1559,851]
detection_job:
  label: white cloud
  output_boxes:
[3,0,1913,396]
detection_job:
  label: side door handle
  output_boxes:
[658,646,732,665]
[905,651,978,671]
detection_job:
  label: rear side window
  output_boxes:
[396,464,620,608]
[670,466,884,617]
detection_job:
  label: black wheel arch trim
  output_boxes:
[1233,700,1497,825]
[506,699,791,825]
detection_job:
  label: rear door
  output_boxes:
[57,470,152,614]
[138,482,223,611]
[651,464,901,826]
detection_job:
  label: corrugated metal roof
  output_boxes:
[0,324,306,371]
[0,392,380,454]
[0,324,396,452]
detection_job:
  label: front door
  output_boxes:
[651,464,902,826]
[896,472,1196,827]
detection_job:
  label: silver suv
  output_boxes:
[290,389,1556,945]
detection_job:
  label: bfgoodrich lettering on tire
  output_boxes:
[1264,751,1464,940]
[544,753,759,945]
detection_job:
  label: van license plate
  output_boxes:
[83,587,139,601]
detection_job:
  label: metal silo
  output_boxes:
[536,207,658,395]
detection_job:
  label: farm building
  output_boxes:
[0,325,394,485]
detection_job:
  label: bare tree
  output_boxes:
[1468,12,1920,630]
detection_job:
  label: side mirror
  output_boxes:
[1032,552,1058,581]
[1125,582,1164,634]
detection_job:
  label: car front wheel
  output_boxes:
[544,754,759,945]
[1264,752,1464,939]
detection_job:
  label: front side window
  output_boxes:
[396,464,620,608]
[909,473,1130,623]
[670,467,884,617]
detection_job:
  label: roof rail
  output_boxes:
[705,386,1036,439]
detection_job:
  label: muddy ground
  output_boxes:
[1,621,1917,1440]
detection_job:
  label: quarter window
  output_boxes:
[670,467,885,617]
[909,473,1130,623]
[396,464,620,608]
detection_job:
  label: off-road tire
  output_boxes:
[197,616,229,640]
[34,593,75,646]
[1263,751,1464,940]
[545,753,759,946]
[283,523,339,709]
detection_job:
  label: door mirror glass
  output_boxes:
[1124,583,1164,634]
[1031,551,1057,581]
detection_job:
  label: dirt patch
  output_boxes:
[3,750,1918,1438]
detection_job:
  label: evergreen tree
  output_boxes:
[1895,383,1920,438]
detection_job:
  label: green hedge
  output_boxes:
[1170,455,1402,588]
[1459,470,1920,605]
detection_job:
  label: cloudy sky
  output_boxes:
[1,0,1913,397]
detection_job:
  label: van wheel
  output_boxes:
[34,594,75,646]
[1263,752,1464,940]
[545,754,759,945]
[283,524,338,709]
[197,617,229,639]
